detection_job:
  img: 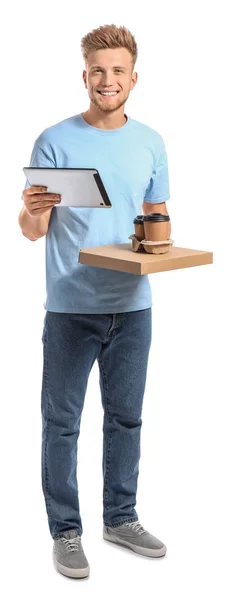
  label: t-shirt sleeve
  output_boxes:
[143,134,170,203]
[23,139,56,189]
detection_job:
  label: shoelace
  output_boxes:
[61,536,81,552]
[124,520,146,535]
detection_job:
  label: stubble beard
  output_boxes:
[90,89,129,113]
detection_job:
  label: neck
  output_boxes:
[82,106,127,130]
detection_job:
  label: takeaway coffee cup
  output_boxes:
[143,213,170,241]
[133,215,145,241]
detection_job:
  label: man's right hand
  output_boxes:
[22,186,61,217]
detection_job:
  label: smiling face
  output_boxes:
[82,47,138,114]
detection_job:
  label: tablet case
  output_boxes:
[22,167,112,208]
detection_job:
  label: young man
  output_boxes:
[19,24,171,579]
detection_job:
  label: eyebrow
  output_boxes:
[91,65,127,70]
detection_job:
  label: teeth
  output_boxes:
[99,92,117,96]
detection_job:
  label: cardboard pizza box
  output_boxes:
[78,239,213,275]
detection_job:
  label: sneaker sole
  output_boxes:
[103,531,167,558]
[53,552,90,578]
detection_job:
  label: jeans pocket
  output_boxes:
[41,316,47,344]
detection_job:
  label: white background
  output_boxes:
[1,0,228,597]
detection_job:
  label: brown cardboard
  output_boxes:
[78,242,213,275]
[129,234,145,252]
[129,234,174,254]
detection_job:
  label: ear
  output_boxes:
[131,71,138,90]
[82,70,87,87]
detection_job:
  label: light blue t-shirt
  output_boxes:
[24,113,170,313]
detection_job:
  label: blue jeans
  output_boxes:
[41,308,152,539]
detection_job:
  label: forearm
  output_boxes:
[18,205,48,240]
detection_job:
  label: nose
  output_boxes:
[101,72,114,86]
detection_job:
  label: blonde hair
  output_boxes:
[81,24,138,71]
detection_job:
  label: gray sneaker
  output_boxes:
[53,529,90,578]
[103,520,167,558]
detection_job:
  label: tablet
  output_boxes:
[22,167,112,208]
